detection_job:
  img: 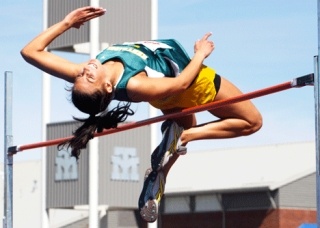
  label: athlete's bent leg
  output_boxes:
[179,76,262,145]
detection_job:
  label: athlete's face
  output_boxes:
[74,59,108,94]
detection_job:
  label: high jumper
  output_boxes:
[21,6,262,222]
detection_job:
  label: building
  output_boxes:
[162,141,317,228]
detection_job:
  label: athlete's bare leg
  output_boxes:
[179,77,262,144]
[161,76,262,177]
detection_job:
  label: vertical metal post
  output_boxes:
[316,57,320,226]
[89,0,100,227]
[41,0,50,227]
[3,71,13,228]
[149,1,158,228]
[316,1,320,226]
[89,138,99,228]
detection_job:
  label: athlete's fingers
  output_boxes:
[201,32,213,41]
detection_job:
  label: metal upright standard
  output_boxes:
[3,71,13,228]
[316,1,320,226]
[315,55,320,227]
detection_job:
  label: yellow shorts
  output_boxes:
[149,66,218,111]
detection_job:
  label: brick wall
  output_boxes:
[225,210,278,228]
[160,212,223,228]
[279,209,316,228]
[157,209,316,228]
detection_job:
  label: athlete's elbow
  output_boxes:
[175,75,192,91]
[180,82,190,91]
[20,46,39,65]
[20,47,32,63]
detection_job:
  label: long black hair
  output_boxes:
[58,88,134,159]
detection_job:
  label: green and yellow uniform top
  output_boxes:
[96,39,218,111]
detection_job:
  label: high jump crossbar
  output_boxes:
[7,73,314,155]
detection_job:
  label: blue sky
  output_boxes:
[0,0,318,161]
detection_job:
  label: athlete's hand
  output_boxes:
[63,6,106,29]
[194,32,215,58]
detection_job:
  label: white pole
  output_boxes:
[149,1,159,228]
[89,138,99,228]
[42,0,50,227]
[89,0,100,227]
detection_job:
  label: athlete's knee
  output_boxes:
[244,111,263,136]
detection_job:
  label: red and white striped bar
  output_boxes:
[8,73,314,154]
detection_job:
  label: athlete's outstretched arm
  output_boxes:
[21,6,106,83]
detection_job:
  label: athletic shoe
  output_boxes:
[177,144,187,155]
[151,120,184,171]
[139,168,165,223]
